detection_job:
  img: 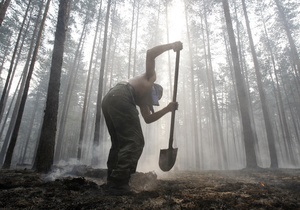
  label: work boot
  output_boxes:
[102,180,134,196]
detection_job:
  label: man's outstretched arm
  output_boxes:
[145,41,183,80]
[140,102,178,124]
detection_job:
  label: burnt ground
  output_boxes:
[0,166,299,209]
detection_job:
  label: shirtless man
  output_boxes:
[101,41,183,193]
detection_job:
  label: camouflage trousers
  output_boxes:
[102,82,144,184]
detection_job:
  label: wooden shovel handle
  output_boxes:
[169,51,180,149]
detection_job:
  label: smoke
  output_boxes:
[130,171,158,191]
[42,157,160,191]
[43,158,82,181]
[44,158,106,184]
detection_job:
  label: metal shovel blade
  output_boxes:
[159,147,178,172]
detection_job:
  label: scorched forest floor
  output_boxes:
[0,166,299,209]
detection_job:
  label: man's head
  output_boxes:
[151,83,163,106]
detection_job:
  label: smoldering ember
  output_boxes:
[0,165,299,209]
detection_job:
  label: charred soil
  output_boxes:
[0,167,299,209]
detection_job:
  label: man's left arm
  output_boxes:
[145,41,183,80]
[140,102,178,124]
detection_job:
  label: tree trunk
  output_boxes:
[241,0,278,168]
[184,1,200,170]
[100,0,116,163]
[127,0,136,79]
[0,2,39,166]
[223,29,244,167]
[77,0,103,160]
[200,9,216,167]
[103,0,116,94]
[203,0,227,169]
[165,0,172,96]
[0,35,11,75]
[0,2,33,135]
[2,0,51,169]
[0,0,11,26]
[35,0,71,173]
[260,6,294,164]
[288,84,300,144]
[222,0,257,168]
[0,75,21,165]
[0,0,32,121]
[232,0,261,166]
[55,17,88,163]
[274,0,300,76]
[132,0,140,77]
[92,0,112,165]
[280,73,297,165]
[19,92,41,165]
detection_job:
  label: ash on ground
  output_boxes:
[0,166,299,209]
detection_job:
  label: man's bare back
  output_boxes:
[128,74,154,106]
[129,41,182,103]
[127,41,183,123]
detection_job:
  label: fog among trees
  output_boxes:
[0,0,299,173]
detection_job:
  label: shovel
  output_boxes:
[159,50,180,172]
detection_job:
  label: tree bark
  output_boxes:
[222,0,257,168]
[241,0,278,168]
[92,0,112,165]
[2,0,50,169]
[19,92,41,164]
[0,0,11,26]
[184,0,200,170]
[203,0,227,169]
[0,2,39,166]
[55,16,88,163]
[132,0,140,77]
[260,4,295,165]
[274,0,300,76]
[77,0,103,160]
[127,0,136,79]
[0,0,32,121]
[35,0,71,173]
[165,0,172,96]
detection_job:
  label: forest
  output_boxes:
[0,0,300,174]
